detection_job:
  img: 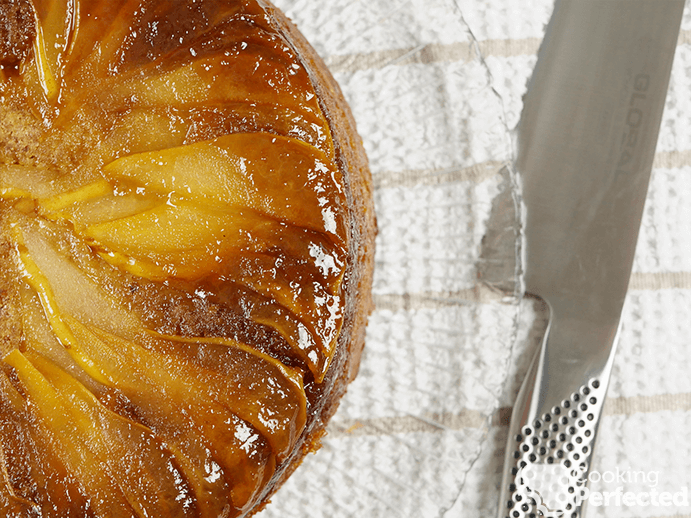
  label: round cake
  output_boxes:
[0,0,375,516]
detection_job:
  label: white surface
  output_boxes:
[259,1,691,517]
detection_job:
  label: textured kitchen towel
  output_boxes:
[258,1,691,517]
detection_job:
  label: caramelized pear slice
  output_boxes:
[178,103,333,156]
[0,164,64,200]
[31,0,79,82]
[63,0,145,75]
[17,0,79,112]
[4,350,140,517]
[17,220,139,336]
[25,351,200,518]
[0,369,90,517]
[15,233,112,386]
[101,133,346,237]
[17,269,103,391]
[67,317,306,461]
[112,45,326,125]
[84,201,248,280]
[142,330,307,459]
[92,108,190,161]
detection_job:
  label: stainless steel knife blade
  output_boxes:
[497,1,684,517]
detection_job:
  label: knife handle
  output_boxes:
[496,317,617,518]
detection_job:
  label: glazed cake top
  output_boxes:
[0,1,350,516]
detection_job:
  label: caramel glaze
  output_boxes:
[0,1,376,517]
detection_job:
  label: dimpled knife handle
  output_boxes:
[497,337,614,518]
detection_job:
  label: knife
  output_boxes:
[497,1,684,517]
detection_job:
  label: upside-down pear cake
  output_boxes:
[0,0,375,516]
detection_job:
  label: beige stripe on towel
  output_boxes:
[326,29,691,74]
[328,393,691,438]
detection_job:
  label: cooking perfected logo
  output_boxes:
[515,463,690,516]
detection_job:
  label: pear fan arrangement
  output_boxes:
[0,1,356,516]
